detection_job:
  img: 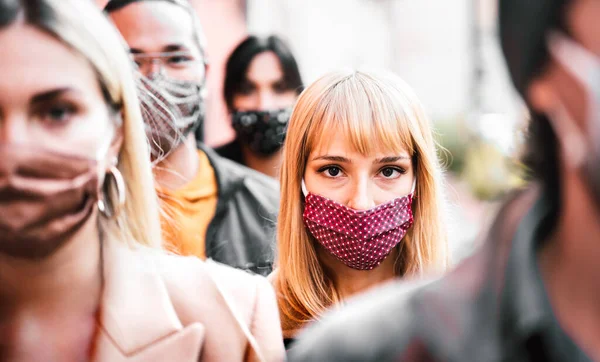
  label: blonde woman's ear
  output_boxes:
[107,126,124,168]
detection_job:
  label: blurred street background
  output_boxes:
[190,0,527,262]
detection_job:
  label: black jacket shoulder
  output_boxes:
[199,143,279,276]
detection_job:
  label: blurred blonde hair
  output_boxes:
[273,69,449,333]
[29,0,162,248]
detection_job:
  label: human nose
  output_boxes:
[346,177,376,210]
[139,58,164,79]
[0,113,29,145]
[257,91,276,111]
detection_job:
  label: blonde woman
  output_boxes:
[271,69,449,347]
[0,0,283,361]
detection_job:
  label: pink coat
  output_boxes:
[92,238,284,361]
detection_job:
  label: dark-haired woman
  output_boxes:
[217,35,303,178]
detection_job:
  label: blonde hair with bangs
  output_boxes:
[273,69,449,335]
[37,0,163,248]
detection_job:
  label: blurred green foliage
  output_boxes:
[435,118,526,201]
[434,117,469,174]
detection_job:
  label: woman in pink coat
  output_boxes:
[0,0,284,360]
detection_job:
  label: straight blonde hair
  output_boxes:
[274,69,449,333]
[31,0,163,248]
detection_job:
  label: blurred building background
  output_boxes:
[191,0,528,262]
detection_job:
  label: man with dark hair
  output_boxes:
[105,0,279,276]
[289,0,600,360]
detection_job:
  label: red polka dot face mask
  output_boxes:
[302,180,415,270]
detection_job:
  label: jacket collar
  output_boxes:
[93,239,205,361]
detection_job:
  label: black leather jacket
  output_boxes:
[199,143,279,276]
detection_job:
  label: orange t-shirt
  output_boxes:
[157,150,218,259]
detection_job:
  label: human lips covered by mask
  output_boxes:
[231,107,292,156]
[138,73,206,162]
[302,180,415,270]
[0,141,113,259]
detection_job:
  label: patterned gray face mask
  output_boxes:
[137,73,206,163]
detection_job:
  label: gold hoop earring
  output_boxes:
[98,166,126,219]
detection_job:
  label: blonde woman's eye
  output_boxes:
[326,167,341,177]
[39,103,77,125]
[318,166,343,178]
[379,167,404,179]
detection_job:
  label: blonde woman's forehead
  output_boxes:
[302,107,416,159]
[0,24,104,108]
[308,131,412,161]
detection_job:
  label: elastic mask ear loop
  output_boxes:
[301,179,308,197]
[96,116,121,166]
[548,31,600,158]
[547,31,600,88]
[546,32,593,169]
[96,135,113,162]
[410,178,417,196]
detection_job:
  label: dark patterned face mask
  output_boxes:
[138,73,206,162]
[231,108,292,156]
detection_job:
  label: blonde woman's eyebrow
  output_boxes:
[312,155,351,163]
[375,156,411,164]
[30,87,80,104]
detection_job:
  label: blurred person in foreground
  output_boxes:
[106,0,278,275]
[217,35,303,179]
[0,0,284,360]
[271,69,449,349]
[288,0,600,360]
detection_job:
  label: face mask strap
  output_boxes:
[547,31,600,89]
[301,179,308,197]
[95,131,115,162]
[547,31,600,160]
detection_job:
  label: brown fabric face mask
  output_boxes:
[0,146,100,259]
